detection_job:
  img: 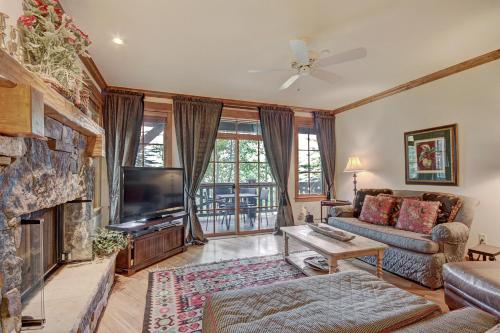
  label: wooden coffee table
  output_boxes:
[282,225,388,278]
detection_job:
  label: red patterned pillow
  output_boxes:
[359,195,397,225]
[378,194,422,226]
[353,189,393,217]
[395,199,440,234]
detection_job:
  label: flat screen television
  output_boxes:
[120,167,184,222]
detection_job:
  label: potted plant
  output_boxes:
[92,228,127,259]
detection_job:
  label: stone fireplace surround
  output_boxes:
[0,117,95,333]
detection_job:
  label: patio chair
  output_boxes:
[247,188,270,227]
[215,186,235,231]
[197,191,226,231]
[240,187,257,227]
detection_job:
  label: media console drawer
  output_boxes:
[115,223,187,276]
[134,226,184,263]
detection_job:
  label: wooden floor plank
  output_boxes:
[97,233,446,333]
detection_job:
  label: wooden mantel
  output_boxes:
[0,49,105,157]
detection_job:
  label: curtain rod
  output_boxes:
[107,85,329,114]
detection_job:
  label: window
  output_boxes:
[295,118,325,200]
[136,116,167,167]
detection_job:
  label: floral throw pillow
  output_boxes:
[353,189,393,218]
[359,195,397,225]
[396,199,440,234]
[378,194,421,226]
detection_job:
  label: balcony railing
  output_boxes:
[196,182,278,234]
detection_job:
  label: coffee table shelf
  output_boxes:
[286,251,328,276]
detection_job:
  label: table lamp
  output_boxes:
[344,156,365,196]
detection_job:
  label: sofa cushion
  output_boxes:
[379,194,421,226]
[423,192,463,224]
[396,199,440,234]
[353,188,393,217]
[359,195,396,225]
[328,217,440,254]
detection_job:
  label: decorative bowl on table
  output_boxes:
[308,224,356,242]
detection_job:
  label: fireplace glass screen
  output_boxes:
[17,219,46,329]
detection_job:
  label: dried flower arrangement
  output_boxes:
[17,0,92,112]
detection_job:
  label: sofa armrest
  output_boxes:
[432,222,470,244]
[329,205,354,218]
[432,222,470,262]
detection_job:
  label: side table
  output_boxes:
[468,244,500,261]
[320,200,351,223]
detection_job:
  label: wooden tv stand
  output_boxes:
[111,212,188,275]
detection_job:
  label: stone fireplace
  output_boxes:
[0,117,97,332]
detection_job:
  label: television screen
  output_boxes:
[121,167,184,222]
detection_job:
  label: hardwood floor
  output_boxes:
[97,233,446,333]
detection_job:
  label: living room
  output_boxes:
[0,1,499,332]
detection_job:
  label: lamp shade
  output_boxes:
[344,156,365,173]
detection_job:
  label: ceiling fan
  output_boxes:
[249,39,367,90]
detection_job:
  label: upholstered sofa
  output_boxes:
[328,190,478,289]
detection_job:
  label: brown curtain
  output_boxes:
[103,89,144,224]
[259,106,294,233]
[313,112,336,199]
[173,96,222,244]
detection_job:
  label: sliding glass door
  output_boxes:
[238,139,277,232]
[197,138,237,235]
[197,119,278,236]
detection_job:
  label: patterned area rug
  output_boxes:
[143,254,306,333]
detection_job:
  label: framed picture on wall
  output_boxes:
[404,124,458,186]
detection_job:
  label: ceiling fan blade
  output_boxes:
[289,39,309,65]
[248,68,290,73]
[279,74,300,90]
[316,47,367,67]
[310,69,340,85]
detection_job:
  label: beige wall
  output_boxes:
[335,60,500,247]
[0,0,22,26]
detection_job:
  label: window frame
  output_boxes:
[135,110,173,168]
[294,117,326,202]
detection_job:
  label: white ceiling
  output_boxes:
[61,0,500,110]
